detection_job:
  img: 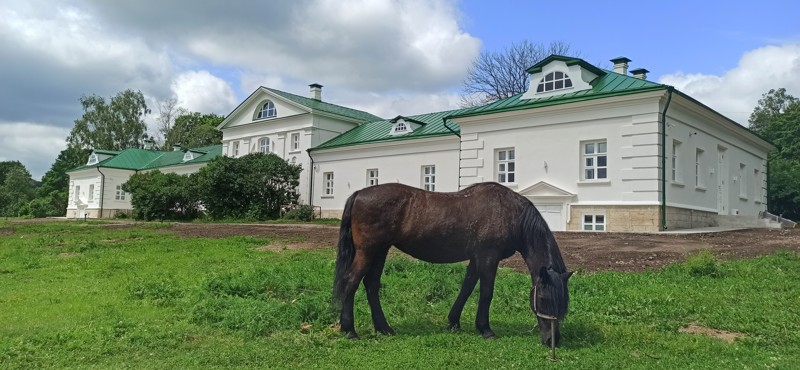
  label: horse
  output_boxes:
[332,182,573,346]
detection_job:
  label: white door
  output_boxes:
[537,204,564,231]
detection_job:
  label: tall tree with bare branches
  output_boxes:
[460,40,580,107]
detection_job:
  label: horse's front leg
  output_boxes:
[475,257,500,339]
[448,259,478,330]
[363,247,394,335]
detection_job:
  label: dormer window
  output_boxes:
[390,119,413,136]
[536,71,573,93]
[256,101,277,119]
[87,154,99,165]
[182,151,194,161]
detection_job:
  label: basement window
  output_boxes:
[583,214,605,231]
[536,71,573,93]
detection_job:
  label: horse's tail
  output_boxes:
[332,191,358,305]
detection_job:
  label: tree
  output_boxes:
[122,170,200,221]
[749,88,800,220]
[156,97,188,148]
[164,112,224,149]
[29,146,92,217]
[193,152,301,220]
[67,89,152,151]
[0,163,36,217]
[749,88,799,135]
[460,40,580,107]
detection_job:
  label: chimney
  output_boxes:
[309,83,323,101]
[173,143,182,152]
[143,139,154,150]
[630,68,649,80]
[610,57,631,75]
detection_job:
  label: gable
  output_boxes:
[221,89,310,129]
[521,56,602,100]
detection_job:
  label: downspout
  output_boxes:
[443,116,462,190]
[660,87,674,231]
[96,166,105,219]
[442,116,460,138]
[765,157,770,213]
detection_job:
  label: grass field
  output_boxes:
[1,220,798,369]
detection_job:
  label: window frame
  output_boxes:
[87,154,98,165]
[366,169,379,187]
[582,140,608,181]
[536,71,573,93]
[88,184,94,202]
[115,185,126,201]
[256,101,277,119]
[231,141,240,157]
[496,148,516,184]
[582,213,606,231]
[259,137,271,153]
[291,133,300,152]
[323,172,334,197]
[695,148,705,189]
[671,139,683,184]
[422,165,436,191]
[74,185,80,202]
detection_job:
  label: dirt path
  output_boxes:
[165,223,800,272]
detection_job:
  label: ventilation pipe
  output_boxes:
[610,57,631,75]
[630,68,649,80]
[309,83,323,101]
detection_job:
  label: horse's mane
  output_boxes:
[520,201,569,318]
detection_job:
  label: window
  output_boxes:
[183,151,194,161]
[232,141,240,157]
[74,186,80,202]
[259,137,270,153]
[390,120,412,135]
[583,214,605,231]
[536,71,573,93]
[115,185,126,201]
[324,172,334,196]
[256,101,276,119]
[422,165,436,191]
[367,169,379,186]
[497,149,515,183]
[695,148,704,188]
[87,154,98,165]
[291,133,300,151]
[671,140,682,182]
[582,141,607,180]
[739,163,747,197]
[88,185,94,202]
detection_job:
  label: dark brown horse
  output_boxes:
[332,182,573,346]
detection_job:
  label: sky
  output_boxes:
[1,0,799,181]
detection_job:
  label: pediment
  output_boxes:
[217,88,309,130]
[518,181,575,199]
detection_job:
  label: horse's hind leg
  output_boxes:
[363,246,394,335]
[475,257,500,339]
[448,259,478,330]
[340,250,371,339]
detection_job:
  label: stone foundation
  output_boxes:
[320,209,344,219]
[665,207,717,230]
[568,205,661,232]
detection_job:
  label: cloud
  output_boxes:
[0,121,69,180]
[660,44,800,125]
[171,71,238,115]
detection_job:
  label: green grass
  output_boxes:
[1,221,798,369]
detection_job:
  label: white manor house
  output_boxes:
[67,55,774,232]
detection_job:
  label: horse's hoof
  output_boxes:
[448,322,461,331]
[378,328,396,336]
[346,331,358,340]
[482,331,496,339]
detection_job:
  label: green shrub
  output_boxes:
[684,250,722,277]
[122,170,200,221]
[282,204,315,221]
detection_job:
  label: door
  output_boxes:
[717,147,728,215]
[537,204,564,231]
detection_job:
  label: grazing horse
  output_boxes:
[332,182,573,346]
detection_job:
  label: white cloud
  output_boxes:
[660,44,800,125]
[0,122,69,180]
[171,71,238,115]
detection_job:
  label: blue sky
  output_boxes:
[1,0,799,181]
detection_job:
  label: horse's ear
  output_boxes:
[563,271,575,280]
[538,266,550,283]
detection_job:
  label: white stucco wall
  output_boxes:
[311,137,460,213]
[66,168,134,218]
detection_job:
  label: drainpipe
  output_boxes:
[442,116,460,138]
[96,166,105,219]
[765,158,770,213]
[307,150,315,207]
[661,87,674,231]
[443,116,462,190]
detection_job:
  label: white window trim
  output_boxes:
[290,133,300,152]
[183,151,194,161]
[581,140,608,181]
[256,101,277,119]
[695,148,706,191]
[74,186,80,202]
[115,185,126,201]
[422,165,436,191]
[88,184,94,202]
[323,172,334,197]
[582,213,606,231]
[536,71,574,94]
[390,120,413,136]
[87,154,98,165]
[367,169,379,186]
[496,148,516,184]
[231,141,240,157]
[259,137,271,153]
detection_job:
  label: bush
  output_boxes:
[684,250,722,277]
[122,170,200,221]
[282,204,315,221]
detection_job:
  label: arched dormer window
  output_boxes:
[256,101,277,119]
[259,137,270,153]
[536,71,573,93]
[390,120,412,136]
[183,151,194,161]
[87,154,99,165]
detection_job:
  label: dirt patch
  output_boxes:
[159,223,800,273]
[256,242,320,252]
[679,323,745,343]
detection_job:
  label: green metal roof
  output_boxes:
[67,145,222,173]
[264,88,383,123]
[311,108,472,151]
[450,69,666,119]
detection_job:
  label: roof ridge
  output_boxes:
[264,87,383,122]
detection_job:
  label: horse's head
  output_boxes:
[530,266,573,347]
